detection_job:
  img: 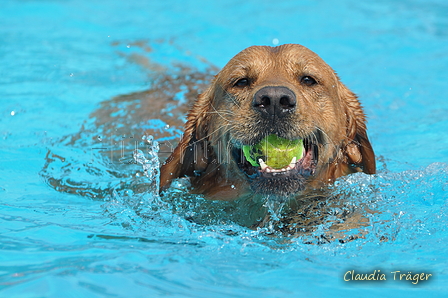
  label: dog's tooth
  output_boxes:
[290,156,297,166]
[259,159,267,171]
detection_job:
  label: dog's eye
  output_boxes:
[234,78,250,87]
[300,76,317,86]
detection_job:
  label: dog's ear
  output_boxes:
[338,82,376,174]
[159,84,215,190]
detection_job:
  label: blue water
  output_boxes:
[1,0,448,297]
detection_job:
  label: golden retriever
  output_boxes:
[160,44,375,201]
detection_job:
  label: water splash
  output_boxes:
[101,135,175,233]
[131,135,173,212]
[133,135,160,192]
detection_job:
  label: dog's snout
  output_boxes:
[253,86,296,118]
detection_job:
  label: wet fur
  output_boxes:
[160,44,375,200]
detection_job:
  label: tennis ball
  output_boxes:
[242,135,304,169]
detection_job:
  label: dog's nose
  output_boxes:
[253,86,296,118]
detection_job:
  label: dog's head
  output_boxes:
[160,44,375,200]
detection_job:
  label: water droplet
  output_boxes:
[231,185,235,189]
[164,124,170,130]
[10,111,15,116]
[97,136,102,141]
[70,73,74,77]
[126,44,131,48]
[272,38,279,45]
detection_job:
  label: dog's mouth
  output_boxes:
[232,134,318,195]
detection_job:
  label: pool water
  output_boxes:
[1,0,448,297]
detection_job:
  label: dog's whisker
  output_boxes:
[314,126,338,150]
[208,104,234,123]
[206,111,234,116]
[193,122,235,144]
[223,89,241,107]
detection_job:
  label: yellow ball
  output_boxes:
[243,135,304,169]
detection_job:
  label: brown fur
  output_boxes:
[160,44,375,200]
